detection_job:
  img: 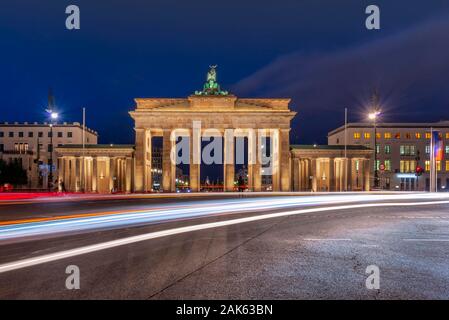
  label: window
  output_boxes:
[67,132,73,138]
[0,144,3,152]
[374,160,380,171]
[446,146,449,154]
[57,132,63,138]
[38,132,43,138]
[395,133,401,139]
[400,160,416,173]
[14,143,29,154]
[48,132,52,138]
[425,132,431,139]
[48,144,53,152]
[384,160,391,171]
[28,131,33,138]
[425,160,430,171]
[400,145,416,156]
[18,132,24,137]
[384,145,391,154]
[437,161,442,172]
[354,132,361,139]
[376,133,381,139]
[415,133,422,139]
[384,132,392,139]
[8,132,14,137]
[405,133,411,139]
[364,132,371,139]
[446,133,449,139]
[0,132,3,138]
[446,161,449,172]
[376,144,380,154]
[426,145,431,154]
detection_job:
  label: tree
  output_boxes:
[0,159,28,186]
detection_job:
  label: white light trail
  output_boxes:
[2,193,449,240]
[0,199,448,273]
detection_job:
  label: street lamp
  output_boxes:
[46,109,58,190]
[368,110,381,189]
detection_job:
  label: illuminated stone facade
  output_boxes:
[290,145,373,192]
[130,95,296,192]
[55,68,372,194]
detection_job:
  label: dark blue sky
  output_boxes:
[1,0,449,144]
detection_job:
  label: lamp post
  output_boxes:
[47,111,58,190]
[368,110,381,189]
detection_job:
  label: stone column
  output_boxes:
[292,158,300,191]
[109,157,116,192]
[223,130,235,192]
[134,128,145,192]
[248,130,261,192]
[364,158,371,191]
[76,157,82,192]
[162,129,175,192]
[92,157,98,192]
[334,159,341,192]
[280,129,291,191]
[118,159,123,192]
[304,159,310,190]
[69,157,76,191]
[144,130,152,192]
[126,157,132,193]
[189,128,201,192]
[345,158,354,191]
[311,158,317,192]
[328,157,335,191]
[58,157,64,191]
[272,129,280,191]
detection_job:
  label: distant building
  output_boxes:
[0,122,98,189]
[150,147,162,190]
[328,121,449,191]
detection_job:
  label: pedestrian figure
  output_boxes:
[237,175,245,197]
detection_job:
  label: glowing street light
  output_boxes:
[368,90,381,189]
[45,108,59,191]
[368,111,380,120]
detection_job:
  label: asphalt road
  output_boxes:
[0,193,449,299]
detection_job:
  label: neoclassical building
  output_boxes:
[290,145,372,192]
[56,67,372,193]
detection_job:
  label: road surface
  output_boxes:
[0,192,449,299]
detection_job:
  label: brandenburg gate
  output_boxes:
[129,66,297,193]
[56,67,372,193]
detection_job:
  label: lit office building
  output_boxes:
[328,122,449,191]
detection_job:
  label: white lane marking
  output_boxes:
[1,199,449,273]
[303,238,351,241]
[403,239,449,242]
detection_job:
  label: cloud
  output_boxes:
[232,16,449,143]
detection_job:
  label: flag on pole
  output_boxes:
[433,131,443,161]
